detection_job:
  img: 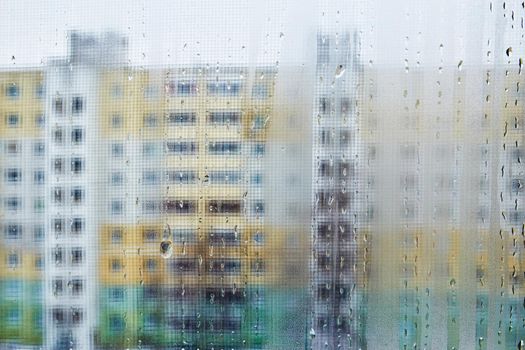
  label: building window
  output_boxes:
[208,141,240,155]
[35,255,44,270]
[52,308,65,325]
[252,115,266,130]
[209,171,242,184]
[319,97,331,114]
[253,231,264,244]
[71,248,83,265]
[35,114,45,128]
[176,80,197,95]
[207,81,241,95]
[5,197,21,211]
[7,308,20,327]
[6,84,20,98]
[207,200,242,215]
[143,228,158,242]
[53,247,64,265]
[253,201,265,215]
[53,187,64,204]
[142,200,159,214]
[71,218,84,234]
[171,258,198,273]
[111,200,123,215]
[252,84,269,99]
[33,141,45,156]
[144,85,159,99]
[6,113,20,127]
[143,142,158,156]
[35,83,44,99]
[251,173,263,186]
[111,143,124,157]
[71,279,83,296]
[208,259,241,274]
[5,224,22,239]
[341,97,351,114]
[53,218,65,235]
[33,197,44,213]
[111,259,122,272]
[111,114,122,128]
[165,170,196,184]
[252,143,265,156]
[318,160,334,177]
[209,229,239,245]
[163,199,196,214]
[5,280,21,297]
[207,111,241,124]
[5,168,21,182]
[34,170,45,184]
[72,96,83,113]
[512,178,524,192]
[167,112,196,125]
[143,170,160,185]
[172,229,196,243]
[71,157,84,174]
[53,97,63,114]
[52,279,63,295]
[251,258,266,273]
[144,258,158,272]
[109,315,124,332]
[112,84,123,98]
[143,113,158,127]
[7,252,20,268]
[5,141,20,154]
[34,309,43,330]
[71,128,83,144]
[53,127,63,144]
[144,314,159,331]
[111,228,123,244]
[165,141,198,154]
[34,225,44,241]
[320,129,332,145]
[111,172,123,185]
[109,288,124,302]
[71,308,83,324]
[71,187,84,204]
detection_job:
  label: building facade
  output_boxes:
[311,32,368,350]
[0,32,282,350]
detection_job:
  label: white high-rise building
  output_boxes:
[311,32,365,350]
[43,32,128,350]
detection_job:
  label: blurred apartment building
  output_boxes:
[0,32,311,350]
[310,29,525,349]
[0,68,46,349]
[310,32,368,350]
[358,63,525,349]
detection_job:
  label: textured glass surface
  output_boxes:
[0,0,524,349]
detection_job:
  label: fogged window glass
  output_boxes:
[0,0,524,349]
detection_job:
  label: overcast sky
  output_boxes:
[0,0,521,68]
[0,0,320,67]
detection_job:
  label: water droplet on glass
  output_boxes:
[160,240,173,259]
[335,65,345,78]
[163,224,171,240]
[309,328,316,338]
